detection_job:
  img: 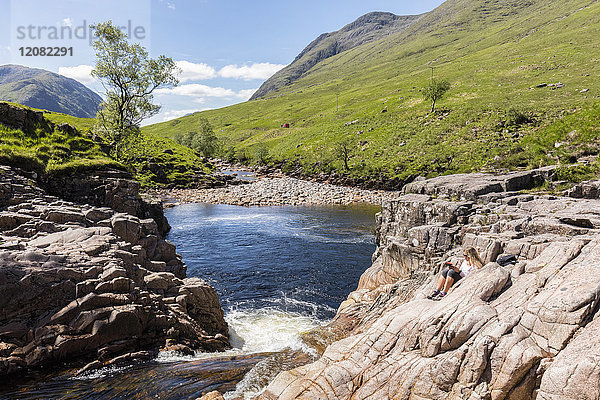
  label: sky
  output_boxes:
[0,0,446,125]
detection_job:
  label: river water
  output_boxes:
[0,203,379,400]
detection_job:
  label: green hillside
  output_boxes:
[0,102,215,187]
[250,12,422,100]
[144,0,600,186]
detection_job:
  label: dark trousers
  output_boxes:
[441,268,462,282]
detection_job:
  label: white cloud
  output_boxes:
[218,62,286,81]
[175,60,217,82]
[159,109,199,122]
[62,18,72,27]
[58,64,96,85]
[236,88,258,100]
[157,83,237,98]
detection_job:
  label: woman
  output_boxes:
[427,247,484,300]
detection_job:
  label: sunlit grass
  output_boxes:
[144,0,600,182]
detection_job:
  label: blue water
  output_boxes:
[164,203,379,320]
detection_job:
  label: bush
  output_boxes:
[506,107,532,127]
[253,145,270,165]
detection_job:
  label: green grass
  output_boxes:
[0,102,214,187]
[123,131,214,187]
[0,116,121,177]
[144,0,600,184]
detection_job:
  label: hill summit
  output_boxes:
[250,11,422,100]
[0,64,102,118]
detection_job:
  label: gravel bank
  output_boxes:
[150,176,401,206]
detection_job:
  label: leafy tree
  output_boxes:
[334,138,353,171]
[173,131,194,148]
[191,119,219,158]
[223,146,237,163]
[422,78,451,113]
[254,144,269,165]
[91,21,178,160]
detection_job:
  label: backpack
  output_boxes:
[497,254,517,266]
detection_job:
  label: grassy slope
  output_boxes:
[0,102,119,175]
[0,102,213,186]
[145,0,600,182]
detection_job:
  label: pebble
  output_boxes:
[151,177,401,207]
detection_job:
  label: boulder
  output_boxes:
[111,215,142,244]
[144,272,176,291]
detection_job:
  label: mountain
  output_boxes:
[250,12,422,100]
[0,64,102,118]
[145,0,600,186]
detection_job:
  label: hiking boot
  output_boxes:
[432,292,446,301]
[427,290,440,300]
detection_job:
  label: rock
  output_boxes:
[198,391,225,400]
[537,317,600,399]
[0,167,230,374]
[45,209,85,224]
[85,208,113,223]
[100,265,127,281]
[110,277,132,293]
[147,176,398,207]
[162,342,194,355]
[566,179,600,199]
[0,102,46,133]
[257,168,600,400]
[559,216,594,228]
[111,215,142,244]
[0,213,33,230]
[144,272,175,291]
[403,166,557,199]
[92,307,143,345]
[0,322,29,340]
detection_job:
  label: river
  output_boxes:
[0,203,379,400]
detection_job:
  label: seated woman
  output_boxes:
[427,246,484,300]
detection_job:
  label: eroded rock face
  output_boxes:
[44,169,171,237]
[0,166,229,376]
[257,170,600,400]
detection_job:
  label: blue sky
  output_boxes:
[0,0,446,124]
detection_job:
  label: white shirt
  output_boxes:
[459,259,477,277]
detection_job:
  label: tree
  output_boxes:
[254,144,269,165]
[334,138,353,171]
[173,131,194,148]
[191,119,219,158]
[91,21,178,160]
[422,78,451,113]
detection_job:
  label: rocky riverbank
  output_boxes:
[149,176,400,207]
[200,166,600,400]
[0,166,229,376]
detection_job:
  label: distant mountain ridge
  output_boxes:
[0,64,102,118]
[250,11,423,100]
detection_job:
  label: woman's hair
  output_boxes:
[464,247,484,268]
